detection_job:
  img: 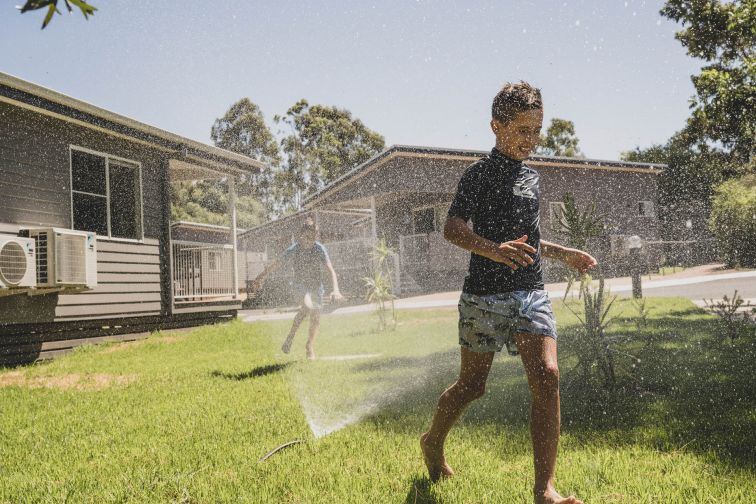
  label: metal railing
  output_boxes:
[172,240,236,303]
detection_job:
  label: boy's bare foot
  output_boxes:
[306,345,315,360]
[420,432,454,482]
[535,486,583,504]
[281,339,292,354]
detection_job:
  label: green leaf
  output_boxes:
[68,0,98,18]
[41,4,57,29]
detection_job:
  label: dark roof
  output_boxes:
[0,72,265,173]
[303,144,666,208]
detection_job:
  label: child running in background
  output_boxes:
[250,217,343,360]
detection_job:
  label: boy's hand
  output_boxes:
[249,279,263,298]
[562,249,598,274]
[329,291,344,302]
[489,235,536,270]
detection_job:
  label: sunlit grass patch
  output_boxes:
[0,298,753,502]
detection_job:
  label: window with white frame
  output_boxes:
[638,200,655,217]
[70,147,144,240]
[412,204,450,234]
[413,207,435,234]
[549,201,567,230]
[208,250,222,271]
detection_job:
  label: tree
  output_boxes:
[211,98,281,214]
[620,1,754,251]
[18,0,96,29]
[211,98,281,168]
[621,132,742,241]
[275,99,385,209]
[535,118,583,157]
[170,180,267,230]
[170,98,278,229]
[709,173,756,267]
[660,0,755,162]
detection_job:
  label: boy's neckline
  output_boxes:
[491,147,523,167]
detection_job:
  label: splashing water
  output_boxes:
[301,397,380,438]
[289,345,459,438]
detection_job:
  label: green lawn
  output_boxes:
[0,298,754,503]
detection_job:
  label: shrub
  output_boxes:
[564,278,632,390]
[709,174,756,267]
[362,238,397,331]
[705,290,756,343]
[554,192,605,298]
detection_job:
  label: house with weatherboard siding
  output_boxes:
[0,72,265,364]
[239,145,665,304]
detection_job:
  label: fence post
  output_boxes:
[392,253,401,295]
[229,177,239,300]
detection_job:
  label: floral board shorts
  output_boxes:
[458,290,557,356]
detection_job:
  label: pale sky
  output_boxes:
[1,0,702,160]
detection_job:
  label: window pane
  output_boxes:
[71,150,106,195]
[72,192,108,236]
[109,162,142,239]
[414,208,435,234]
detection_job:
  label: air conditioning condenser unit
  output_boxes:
[19,228,97,290]
[0,236,36,294]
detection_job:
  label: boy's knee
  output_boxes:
[535,363,560,392]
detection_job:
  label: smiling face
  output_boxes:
[491,108,544,161]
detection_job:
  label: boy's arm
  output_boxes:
[443,216,535,270]
[325,261,343,300]
[249,259,282,296]
[540,239,598,274]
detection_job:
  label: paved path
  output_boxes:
[240,265,755,322]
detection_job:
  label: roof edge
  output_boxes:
[303,144,666,207]
[0,72,265,171]
[388,144,667,169]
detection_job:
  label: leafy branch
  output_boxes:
[18,0,97,29]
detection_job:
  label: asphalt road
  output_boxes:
[242,270,756,322]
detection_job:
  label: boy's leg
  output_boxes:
[282,306,309,354]
[514,332,581,504]
[305,308,321,360]
[421,346,494,481]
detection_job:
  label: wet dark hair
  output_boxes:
[491,81,543,124]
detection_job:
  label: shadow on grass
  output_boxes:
[210,362,291,381]
[403,476,444,504]
[354,311,755,468]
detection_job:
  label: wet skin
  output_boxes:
[422,108,586,504]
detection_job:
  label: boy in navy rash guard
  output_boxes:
[250,218,343,360]
[421,82,596,504]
